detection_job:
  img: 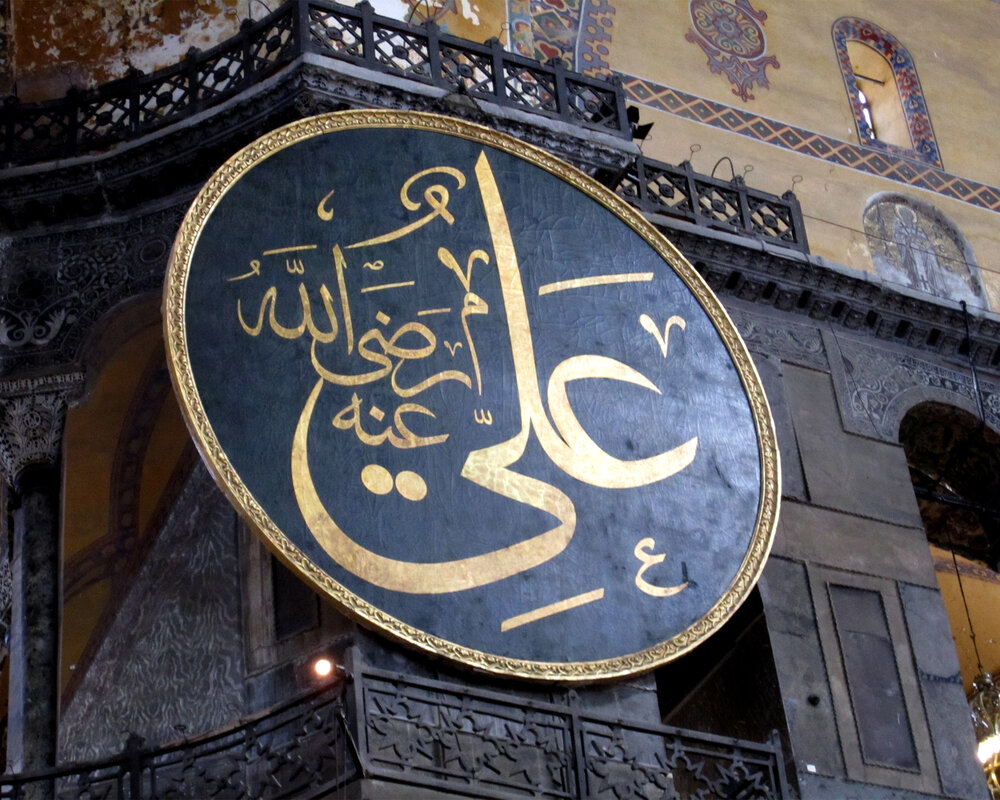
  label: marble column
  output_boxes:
[0,372,83,776]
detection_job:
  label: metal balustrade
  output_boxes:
[0,0,808,256]
[615,157,809,253]
[0,0,628,169]
[0,668,789,799]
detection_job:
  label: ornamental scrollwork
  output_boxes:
[828,334,1000,441]
[0,372,85,483]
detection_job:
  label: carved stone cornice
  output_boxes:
[0,372,85,483]
[0,204,186,376]
[728,305,828,370]
[660,220,1000,379]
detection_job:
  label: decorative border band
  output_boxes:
[621,74,1000,215]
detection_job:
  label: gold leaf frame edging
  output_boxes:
[163,110,780,681]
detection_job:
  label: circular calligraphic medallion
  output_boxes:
[165,111,779,680]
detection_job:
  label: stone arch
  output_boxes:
[864,192,986,308]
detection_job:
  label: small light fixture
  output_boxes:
[313,656,334,678]
[972,673,1000,796]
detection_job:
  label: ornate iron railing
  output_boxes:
[615,157,809,253]
[0,684,355,799]
[0,0,628,168]
[0,667,789,798]
[0,0,808,253]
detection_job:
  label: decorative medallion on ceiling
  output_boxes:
[685,0,779,101]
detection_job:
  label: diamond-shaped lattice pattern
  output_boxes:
[78,95,131,146]
[137,71,192,130]
[695,182,742,228]
[309,8,363,58]
[309,6,365,58]
[614,174,642,206]
[199,48,245,101]
[566,80,617,129]
[249,18,295,70]
[12,109,68,161]
[440,45,494,96]
[749,197,795,243]
[504,66,556,113]
[373,27,430,78]
[645,168,692,217]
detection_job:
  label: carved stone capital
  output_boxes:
[0,372,85,484]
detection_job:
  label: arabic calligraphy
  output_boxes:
[170,111,779,677]
[229,153,698,602]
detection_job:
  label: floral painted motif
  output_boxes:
[508,0,584,65]
[685,0,778,102]
[832,17,941,168]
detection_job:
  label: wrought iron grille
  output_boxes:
[615,157,809,253]
[0,685,355,799]
[352,667,790,800]
[2,667,789,799]
[0,0,628,168]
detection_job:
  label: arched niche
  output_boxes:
[864,192,987,309]
[60,297,195,707]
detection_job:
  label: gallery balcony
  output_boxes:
[0,0,807,256]
[0,665,790,799]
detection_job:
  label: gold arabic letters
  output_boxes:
[282,151,699,596]
[292,378,576,594]
[347,166,466,249]
[237,283,339,343]
[634,537,690,598]
[473,151,699,490]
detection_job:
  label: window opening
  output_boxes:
[855,87,875,138]
[832,18,941,166]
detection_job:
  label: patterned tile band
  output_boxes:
[622,74,1000,215]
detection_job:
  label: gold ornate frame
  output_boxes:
[164,110,780,681]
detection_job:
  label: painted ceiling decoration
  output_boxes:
[685,0,779,102]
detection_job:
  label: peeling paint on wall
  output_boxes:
[10,0,242,102]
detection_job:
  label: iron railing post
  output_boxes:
[734,174,753,236]
[127,68,141,137]
[610,72,629,138]
[551,57,569,125]
[425,20,441,85]
[295,0,310,56]
[782,189,809,252]
[683,159,702,225]
[184,47,201,115]
[123,734,144,799]
[241,17,256,86]
[358,0,375,62]
[487,36,505,107]
[65,87,80,158]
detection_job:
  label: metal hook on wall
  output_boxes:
[246,0,272,22]
[711,156,737,181]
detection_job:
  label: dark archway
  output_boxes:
[900,402,1000,570]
